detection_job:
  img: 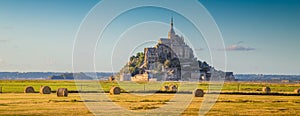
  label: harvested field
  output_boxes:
[1,80,300,115]
[1,93,300,115]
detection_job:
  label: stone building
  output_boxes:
[143,18,199,81]
[119,18,236,82]
[131,73,149,82]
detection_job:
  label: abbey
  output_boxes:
[119,18,235,82]
[142,18,199,81]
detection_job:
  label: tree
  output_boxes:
[200,61,210,72]
[198,60,202,68]
[129,66,136,74]
[130,56,135,61]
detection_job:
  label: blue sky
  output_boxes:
[201,0,300,74]
[0,0,299,74]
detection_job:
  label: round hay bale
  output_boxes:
[161,86,169,91]
[57,88,68,97]
[262,87,271,94]
[294,89,300,94]
[24,86,35,93]
[194,89,204,97]
[110,86,121,95]
[40,86,51,94]
[108,76,115,82]
[169,85,178,92]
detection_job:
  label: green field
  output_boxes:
[0,80,300,115]
[1,80,299,93]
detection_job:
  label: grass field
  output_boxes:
[1,93,300,115]
[0,80,300,115]
[1,80,299,93]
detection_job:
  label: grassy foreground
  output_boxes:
[0,80,300,115]
[1,93,300,115]
[0,93,92,116]
[1,80,300,93]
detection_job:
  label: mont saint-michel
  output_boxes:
[118,18,235,82]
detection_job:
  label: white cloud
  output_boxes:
[0,39,8,43]
[195,48,204,51]
[226,45,255,51]
[225,41,255,51]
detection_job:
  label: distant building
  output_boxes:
[131,73,149,82]
[225,72,236,81]
[120,73,131,81]
[281,80,290,83]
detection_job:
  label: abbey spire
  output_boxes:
[168,17,176,39]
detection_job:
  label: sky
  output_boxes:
[0,0,299,74]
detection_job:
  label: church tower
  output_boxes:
[168,17,176,39]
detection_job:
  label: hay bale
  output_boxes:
[57,88,68,97]
[294,89,300,94]
[110,86,121,95]
[24,86,35,93]
[40,86,51,94]
[108,76,115,82]
[194,89,204,97]
[262,87,271,94]
[161,86,170,91]
[169,85,178,92]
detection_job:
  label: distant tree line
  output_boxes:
[48,73,93,80]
